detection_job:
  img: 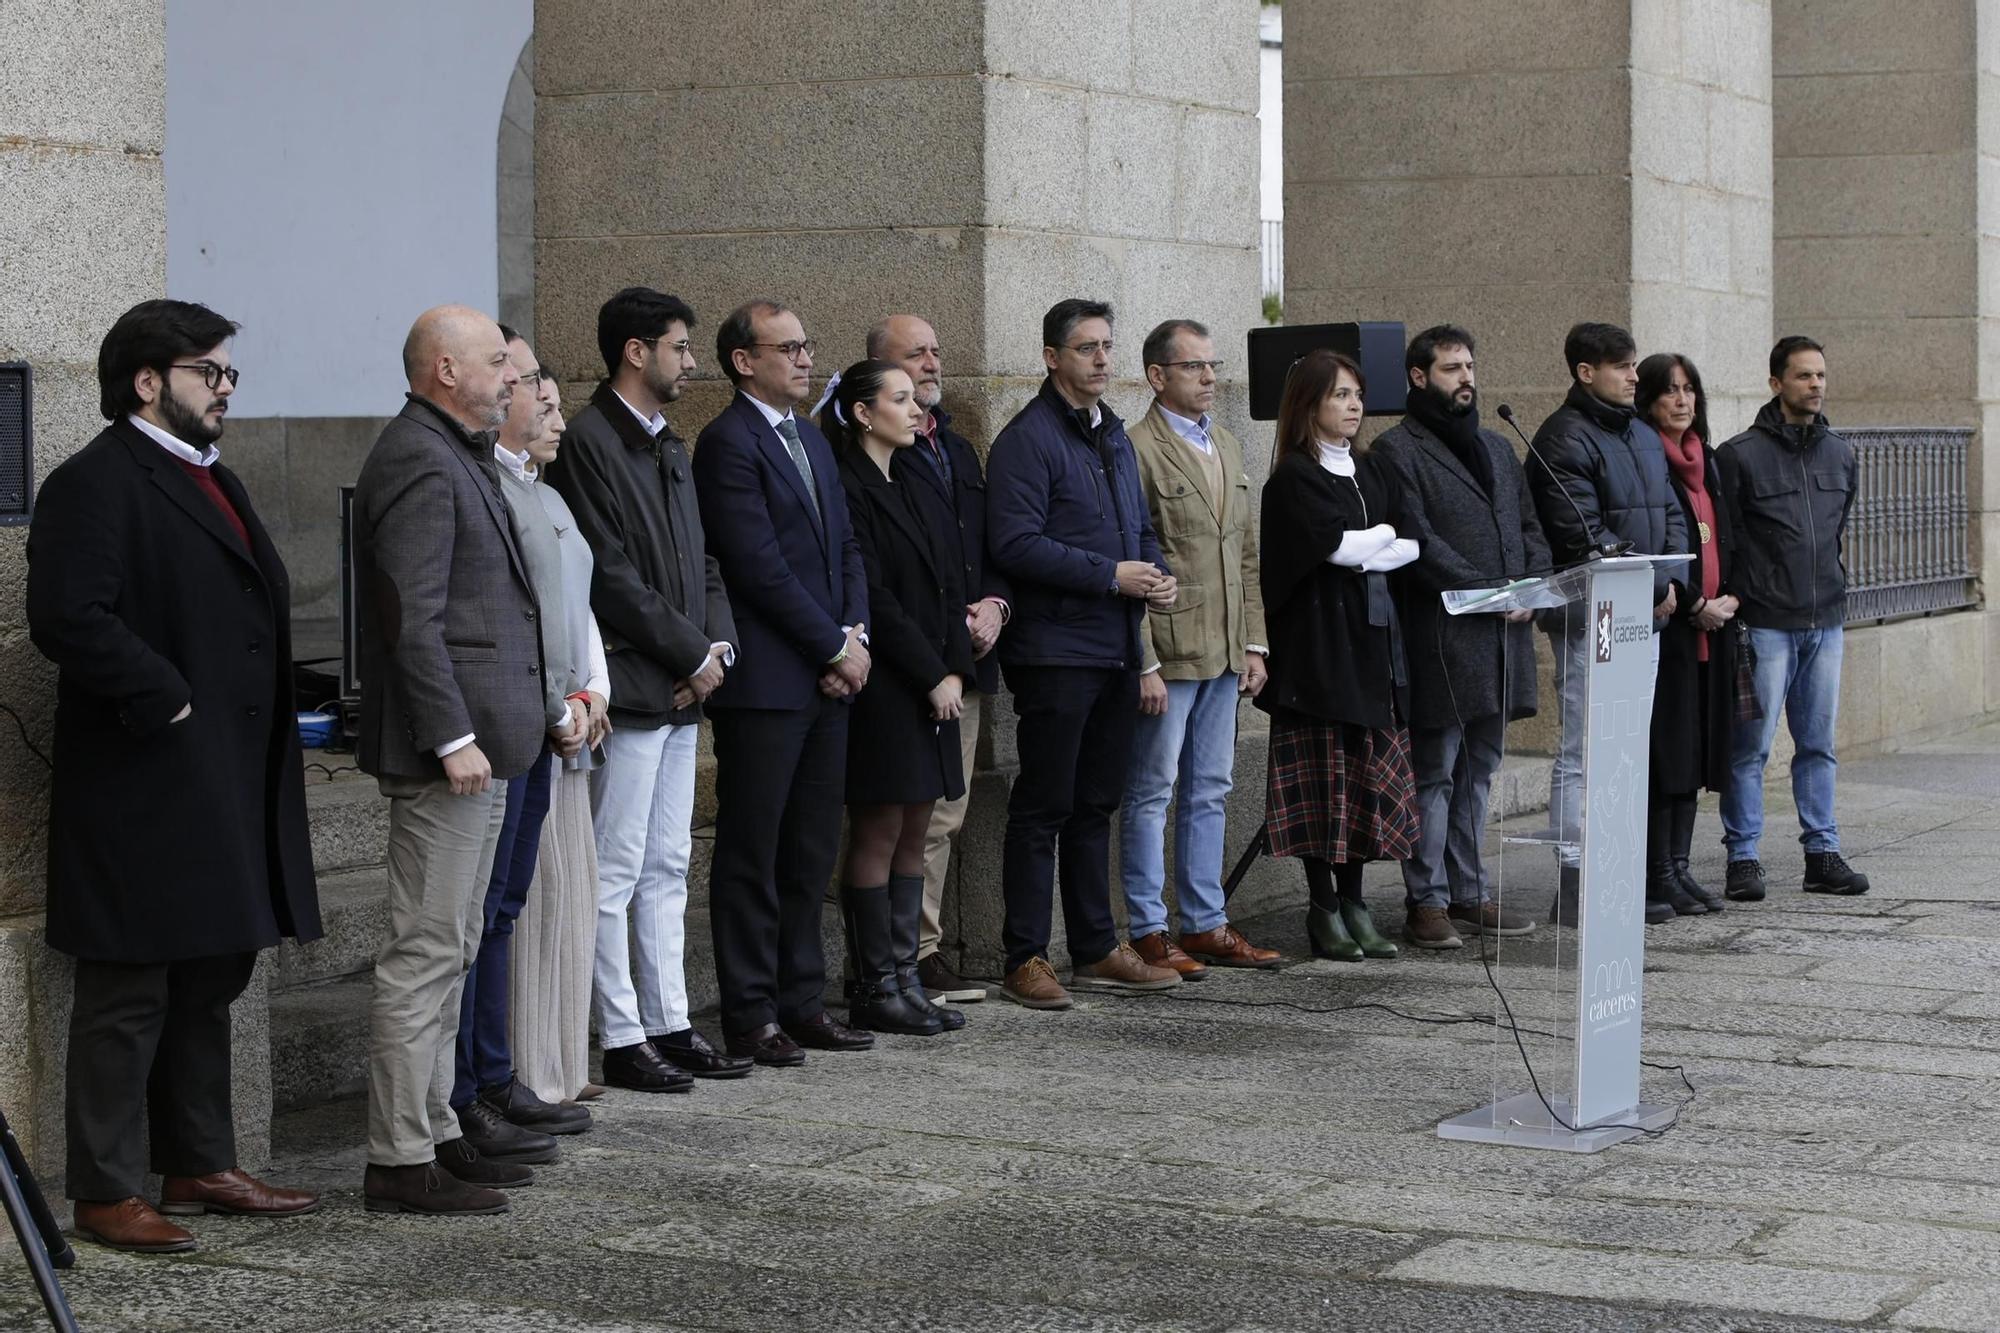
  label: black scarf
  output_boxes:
[1405,385,1493,498]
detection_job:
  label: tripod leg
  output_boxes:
[0,1118,81,1333]
[1221,823,1269,905]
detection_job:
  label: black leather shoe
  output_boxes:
[724,1022,807,1067]
[434,1136,535,1189]
[600,1041,695,1093]
[653,1028,754,1079]
[480,1075,593,1134]
[781,1011,875,1052]
[456,1098,559,1164]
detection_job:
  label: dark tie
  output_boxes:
[774,416,818,513]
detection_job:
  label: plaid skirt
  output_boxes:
[1265,714,1421,862]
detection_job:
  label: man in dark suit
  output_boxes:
[864,312,1008,1006]
[1371,324,1550,950]
[353,305,563,1216]
[546,287,748,1090]
[27,299,322,1253]
[693,299,873,1066]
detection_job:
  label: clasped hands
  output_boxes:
[1115,561,1177,609]
[672,644,731,711]
[818,625,872,699]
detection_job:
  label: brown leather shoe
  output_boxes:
[1070,941,1181,993]
[1447,900,1538,937]
[72,1196,196,1253]
[781,1011,876,1052]
[1132,930,1209,980]
[1000,957,1073,1009]
[1404,905,1465,950]
[160,1167,320,1218]
[363,1161,510,1216]
[1178,924,1282,970]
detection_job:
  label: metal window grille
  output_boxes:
[1841,426,1978,624]
[0,362,31,525]
[1261,219,1284,299]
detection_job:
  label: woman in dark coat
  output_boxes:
[1636,352,1740,920]
[821,360,977,1035]
[1257,349,1421,963]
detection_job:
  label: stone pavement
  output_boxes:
[7,721,2000,1332]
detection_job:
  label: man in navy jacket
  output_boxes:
[693,299,874,1066]
[984,298,1183,1010]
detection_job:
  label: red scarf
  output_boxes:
[1663,430,1719,660]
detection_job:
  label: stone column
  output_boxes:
[534,0,1266,974]
[0,4,173,1179]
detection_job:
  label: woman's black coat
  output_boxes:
[1653,443,1740,796]
[24,421,321,963]
[1255,448,1405,730]
[839,446,977,805]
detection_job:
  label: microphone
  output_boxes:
[1497,403,1632,562]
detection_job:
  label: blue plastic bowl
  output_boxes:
[297,711,337,749]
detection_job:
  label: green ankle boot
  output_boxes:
[1307,904,1365,962]
[1339,897,1400,959]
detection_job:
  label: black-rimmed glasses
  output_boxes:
[170,361,239,390]
[752,339,818,362]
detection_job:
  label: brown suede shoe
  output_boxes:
[1179,924,1282,970]
[1070,941,1181,993]
[1001,956,1073,1009]
[1447,900,1538,937]
[1132,930,1208,981]
[160,1167,320,1218]
[1404,905,1465,950]
[72,1196,196,1253]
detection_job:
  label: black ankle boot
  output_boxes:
[889,874,961,1032]
[841,884,942,1036]
[1668,795,1723,910]
[1646,863,1704,921]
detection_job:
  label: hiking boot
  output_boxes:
[1447,901,1537,937]
[1001,956,1073,1010]
[1404,906,1464,951]
[1070,942,1182,994]
[1132,930,1209,980]
[1724,859,1768,902]
[1804,851,1870,896]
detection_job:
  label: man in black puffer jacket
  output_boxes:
[1525,322,1688,918]
[1714,335,1869,901]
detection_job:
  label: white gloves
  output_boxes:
[1361,537,1420,573]
[1329,523,1398,568]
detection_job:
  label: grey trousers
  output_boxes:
[366,774,508,1166]
[1400,711,1507,910]
[918,690,982,959]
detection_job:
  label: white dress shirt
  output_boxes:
[129,413,218,467]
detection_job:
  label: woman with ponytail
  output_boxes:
[818,360,977,1035]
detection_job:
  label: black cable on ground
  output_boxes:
[0,701,53,771]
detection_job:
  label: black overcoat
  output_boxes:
[900,408,1008,696]
[840,447,976,805]
[1255,449,1405,730]
[25,421,321,963]
[1372,416,1551,729]
[1653,443,1740,796]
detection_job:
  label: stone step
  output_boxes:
[269,974,372,1112]
[278,868,388,988]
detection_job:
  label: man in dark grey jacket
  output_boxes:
[354,305,558,1217]
[1374,325,1549,949]
[1526,322,1688,915]
[1715,335,1869,899]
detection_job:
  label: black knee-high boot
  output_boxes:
[889,873,962,1032]
[1669,795,1723,910]
[1645,793,1705,921]
[1305,859,1362,962]
[842,883,941,1035]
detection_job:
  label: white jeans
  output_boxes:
[589,723,698,1049]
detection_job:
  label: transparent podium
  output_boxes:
[1434,554,1690,1153]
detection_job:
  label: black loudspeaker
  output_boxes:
[0,363,31,525]
[1246,322,1406,421]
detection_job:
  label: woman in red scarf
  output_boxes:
[1637,353,1741,921]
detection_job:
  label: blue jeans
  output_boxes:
[1401,712,1506,910]
[452,749,553,1107]
[1118,672,1239,938]
[1722,625,1843,861]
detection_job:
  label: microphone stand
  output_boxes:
[1497,402,1633,562]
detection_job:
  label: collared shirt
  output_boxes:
[129,413,219,467]
[739,389,794,431]
[1158,404,1214,455]
[613,389,668,439]
[494,442,537,483]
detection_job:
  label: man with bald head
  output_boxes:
[865,313,1009,1005]
[353,305,554,1216]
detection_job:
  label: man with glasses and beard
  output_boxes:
[545,288,747,1090]
[28,299,323,1252]
[1371,325,1550,950]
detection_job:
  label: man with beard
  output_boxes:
[354,305,552,1216]
[27,299,322,1252]
[545,288,747,1089]
[863,312,1008,1005]
[1371,325,1550,949]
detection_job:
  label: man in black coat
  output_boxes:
[1526,322,1689,913]
[545,287,747,1090]
[865,313,1009,1005]
[26,299,322,1253]
[1373,325,1549,950]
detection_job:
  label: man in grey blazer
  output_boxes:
[353,305,568,1216]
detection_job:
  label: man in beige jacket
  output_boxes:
[1118,319,1282,978]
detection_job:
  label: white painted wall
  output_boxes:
[165,0,533,417]
[1258,4,1282,221]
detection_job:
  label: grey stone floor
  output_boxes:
[8,722,2000,1332]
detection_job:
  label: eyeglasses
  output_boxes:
[640,337,693,356]
[170,361,239,390]
[1064,340,1113,358]
[751,339,818,363]
[1160,359,1224,374]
